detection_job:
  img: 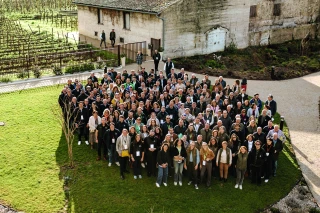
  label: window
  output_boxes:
[250,5,257,18]
[94,31,98,36]
[123,12,130,29]
[97,8,103,24]
[273,4,281,16]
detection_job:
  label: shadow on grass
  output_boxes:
[55,130,301,213]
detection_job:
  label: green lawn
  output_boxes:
[0,86,301,213]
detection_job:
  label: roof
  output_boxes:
[73,0,178,14]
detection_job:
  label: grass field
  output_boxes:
[0,86,301,213]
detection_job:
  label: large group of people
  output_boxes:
[58,64,285,190]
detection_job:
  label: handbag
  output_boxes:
[121,150,129,157]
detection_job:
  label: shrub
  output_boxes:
[81,63,95,71]
[65,65,79,74]
[0,77,12,83]
[53,66,63,76]
[270,207,280,213]
[33,67,42,78]
[309,207,320,213]
[17,69,28,79]
[225,41,237,54]
[205,59,225,69]
[96,61,105,69]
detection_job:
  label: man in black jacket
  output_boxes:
[161,116,173,136]
[265,94,277,117]
[166,101,178,125]
[145,130,160,177]
[152,50,161,72]
[271,133,283,177]
[110,29,116,47]
[116,115,129,133]
[104,123,121,167]
[250,140,266,185]
[75,101,89,145]
[163,58,174,78]
[253,127,266,145]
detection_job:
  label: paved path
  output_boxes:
[0,61,319,205]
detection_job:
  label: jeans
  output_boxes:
[265,160,273,179]
[157,166,168,185]
[272,160,278,175]
[119,156,128,175]
[133,157,142,176]
[201,161,212,186]
[110,39,115,47]
[236,168,246,185]
[173,161,184,183]
[100,39,106,47]
[108,144,118,163]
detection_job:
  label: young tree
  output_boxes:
[53,101,78,168]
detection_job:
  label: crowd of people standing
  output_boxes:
[58,63,285,189]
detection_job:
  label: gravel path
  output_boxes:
[0,61,319,207]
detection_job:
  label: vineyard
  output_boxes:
[0,15,121,81]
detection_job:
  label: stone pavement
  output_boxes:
[0,61,319,205]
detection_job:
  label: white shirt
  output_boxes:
[248,141,253,152]
[88,116,101,131]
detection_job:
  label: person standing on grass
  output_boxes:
[263,138,274,183]
[184,141,200,189]
[136,51,143,71]
[75,101,89,146]
[156,143,170,187]
[88,110,101,149]
[100,30,106,48]
[250,140,266,185]
[235,146,248,190]
[96,117,108,161]
[200,142,215,188]
[110,29,116,47]
[145,129,159,177]
[104,122,121,167]
[152,49,161,73]
[172,138,187,186]
[116,129,131,180]
[216,141,232,182]
[130,134,144,179]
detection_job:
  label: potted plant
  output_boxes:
[158,47,164,60]
[120,53,126,67]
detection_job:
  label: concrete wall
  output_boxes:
[161,0,251,59]
[248,0,320,46]
[77,6,162,48]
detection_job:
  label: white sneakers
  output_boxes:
[134,176,137,179]
[174,182,177,186]
[115,162,120,166]
[188,181,192,186]
[239,185,243,190]
[156,183,160,188]
[141,163,145,168]
[265,179,269,183]
[78,141,81,145]
[163,183,167,187]
[85,141,89,145]
[108,163,111,167]
[179,182,182,186]
[235,184,239,189]
[195,185,199,190]
[139,175,142,179]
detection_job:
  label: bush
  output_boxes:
[53,66,63,76]
[205,59,225,69]
[309,207,320,213]
[81,63,95,71]
[65,63,95,74]
[17,69,28,79]
[270,207,281,213]
[33,67,42,78]
[0,77,12,83]
[225,41,237,54]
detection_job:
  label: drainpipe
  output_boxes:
[156,13,165,60]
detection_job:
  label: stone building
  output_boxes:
[74,0,320,59]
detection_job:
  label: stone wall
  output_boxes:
[248,0,320,46]
[161,0,251,59]
[77,6,162,49]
